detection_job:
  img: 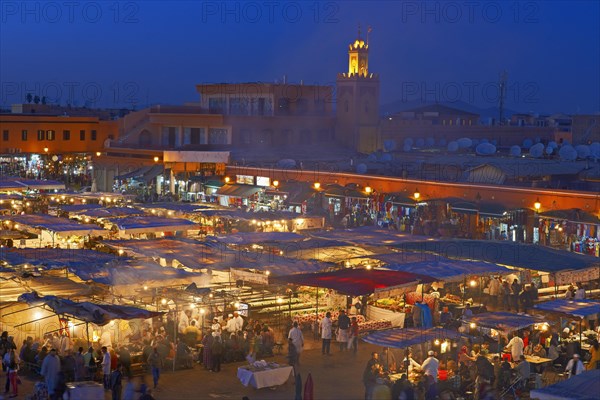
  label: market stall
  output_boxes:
[534,299,600,352]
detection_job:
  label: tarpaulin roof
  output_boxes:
[78,207,144,218]
[271,269,434,296]
[0,178,65,191]
[0,248,126,270]
[362,327,472,349]
[216,184,262,198]
[0,214,106,236]
[468,312,543,332]
[381,259,510,282]
[58,204,104,213]
[103,238,327,275]
[392,240,600,273]
[207,231,305,245]
[310,226,429,247]
[539,208,600,224]
[534,299,600,318]
[0,276,97,303]
[530,369,600,400]
[137,203,215,213]
[18,292,164,325]
[108,216,196,234]
[197,209,301,222]
[114,165,153,180]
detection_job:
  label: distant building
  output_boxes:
[0,113,118,155]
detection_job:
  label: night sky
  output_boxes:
[1,1,598,114]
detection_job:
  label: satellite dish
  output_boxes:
[509,145,521,157]
[529,143,544,158]
[277,159,296,168]
[383,140,396,152]
[475,143,496,156]
[447,141,459,152]
[426,138,435,147]
[547,141,558,149]
[415,138,425,148]
[457,138,472,149]
[575,145,590,159]
[558,145,577,161]
[522,139,533,149]
[545,146,554,155]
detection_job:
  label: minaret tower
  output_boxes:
[336,26,380,152]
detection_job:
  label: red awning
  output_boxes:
[272,269,434,296]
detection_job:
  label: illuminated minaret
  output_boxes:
[336,26,380,152]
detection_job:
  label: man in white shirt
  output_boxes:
[233,312,244,333]
[225,314,237,336]
[320,312,333,355]
[565,354,585,378]
[505,332,524,362]
[401,351,421,374]
[421,351,440,382]
[288,322,304,363]
[211,318,222,337]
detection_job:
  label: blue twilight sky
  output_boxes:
[1,1,598,114]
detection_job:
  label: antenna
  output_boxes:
[498,70,508,126]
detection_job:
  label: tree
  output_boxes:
[41,96,47,105]
[26,93,33,103]
[33,95,40,104]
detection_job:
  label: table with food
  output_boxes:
[237,360,294,389]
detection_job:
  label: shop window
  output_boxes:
[63,130,70,140]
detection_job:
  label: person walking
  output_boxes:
[320,312,333,355]
[337,310,351,351]
[211,336,223,372]
[6,349,19,398]
[349,317,359,354]
[73,347,85,381]
[101,346,111,390]
[288,322,304,364]
[110,363,123,400]
[40,348,61,400]
[511,279,522,313]
[147,347,163,389]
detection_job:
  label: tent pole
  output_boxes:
[315,287,319,340]
[86,322,90,348]
[173,304,177,373]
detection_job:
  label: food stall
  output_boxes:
[530,369,600,400]
[534,299,600,354]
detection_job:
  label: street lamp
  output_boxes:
[96,151,101,157]
[273,180,279,188]
[413,188,420,200]
[365,186,372,194]
[154,156,160,162]
[534,198,541,211]
[313,182,320,190]
[224,176,231,183]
